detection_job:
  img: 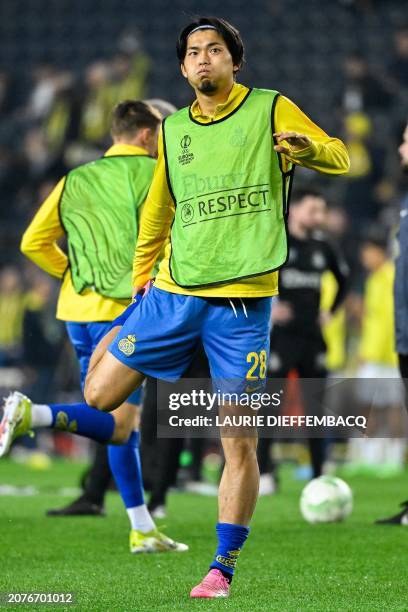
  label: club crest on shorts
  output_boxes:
[118,334,136,356]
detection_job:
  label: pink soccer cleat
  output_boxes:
[190,569,230,598]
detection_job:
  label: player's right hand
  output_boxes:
[273,132,313,156]
[132,280,153,298]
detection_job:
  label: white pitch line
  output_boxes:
[0,485,82,497]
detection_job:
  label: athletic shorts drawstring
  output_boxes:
[228,298,248,319]
[239,298,248,318]
[228,298,238,318]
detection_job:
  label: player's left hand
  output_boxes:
[273,132,312,156]
[319,311,333,327]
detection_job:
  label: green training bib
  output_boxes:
[162,88,294,288]
[60,155,155,299]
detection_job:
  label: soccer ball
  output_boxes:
[300,475,353,524]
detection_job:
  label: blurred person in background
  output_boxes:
[325,204,361,291]
[342,111,385,225]
[376,122,408,525]
[12,180,61,246]
[114,28,150,101]
[339,54,391,115]
[44,71,81,155]
[0,70,12,118]
[22,128,65,188]
[22,271,64,403]
[79,61,112,146]
[24,64,58,123]
[1,177,58,273]
[320,270,348,377]
[108,50,149,106]
[349,227,405,477]
[320,206,356,448]
[0,145,27,221]
[78,38,150,149]
[0,266,25,367]
[257,190,349,492]
[388,28,408,93]
[0,100,187,553]
[394,123,408,394]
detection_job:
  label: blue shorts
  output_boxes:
[66,321,143,405]
[109,286,272,395]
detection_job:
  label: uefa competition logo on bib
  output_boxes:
[178,135,194,166]
[118,334,136,356]
[181,203,194,224]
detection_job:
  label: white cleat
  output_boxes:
[0,392,33,458]
[129,528,189,553]
[258,473,278,496]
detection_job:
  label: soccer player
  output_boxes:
[350,227,404,474]
[257,190,349,488]
[0,100,187,553]
[376,123,408,525]
[46,98,178,519]
[3,17,349,596]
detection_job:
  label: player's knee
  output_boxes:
[84,377,114,412]
[224,437,258,467]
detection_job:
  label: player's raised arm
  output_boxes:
[20,177,68,278]
[273,95,350,175]
[132,127,175,291]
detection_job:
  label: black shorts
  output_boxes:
[269,328,327,378]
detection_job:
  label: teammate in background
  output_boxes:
[46,98,178,519]
[257,190,349,492]
[2,17,349,596]
[376,123,408,524]
[0,100,187,553]
[349,227,404,475]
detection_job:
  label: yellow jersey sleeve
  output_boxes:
[132,127,174,287]
[21,178,68,279]
[275,95,350,174]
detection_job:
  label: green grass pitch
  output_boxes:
[1,458,408,611]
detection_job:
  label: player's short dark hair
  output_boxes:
[111,100,161,138]
[176,17,244,71]
[290,188,325,206]
[361,225,388,250]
